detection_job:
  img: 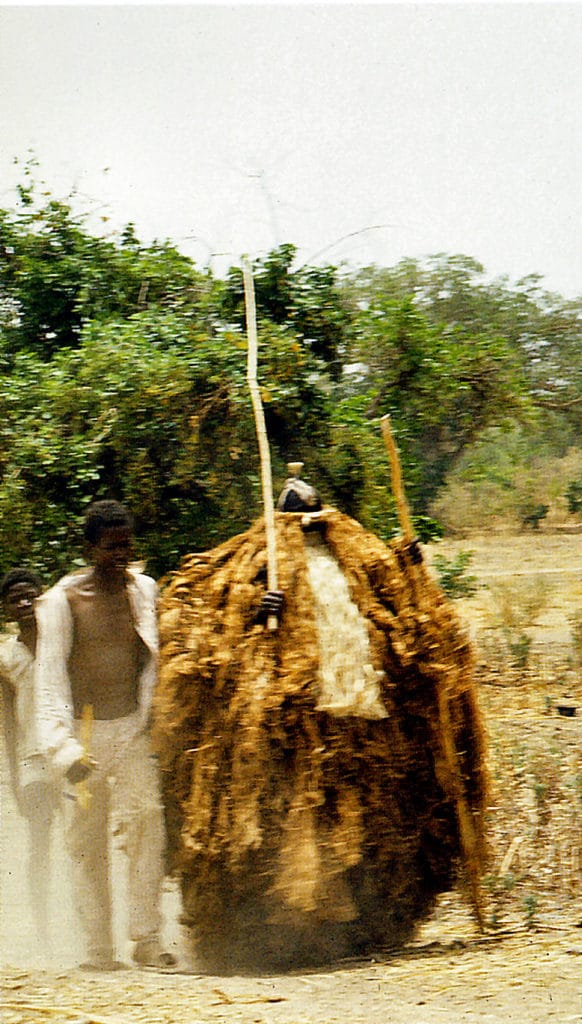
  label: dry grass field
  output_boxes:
[2,529,581,1023]
[425,530,582,932]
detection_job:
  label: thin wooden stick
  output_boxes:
[380,413,485,929]
[435,687,485,930]
[77,702,93,810]
[381,414,414,540]
[242,256,278,631]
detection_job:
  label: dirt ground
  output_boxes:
[2,531,582,1024]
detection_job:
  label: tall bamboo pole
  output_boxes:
[242,256,278,631]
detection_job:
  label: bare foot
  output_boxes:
[132,938,178,970]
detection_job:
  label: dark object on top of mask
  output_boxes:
[276,462,322,513]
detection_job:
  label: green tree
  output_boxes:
[0,306,336,577]
[219,244,351,376]
[0,185,213,359]
[1,170,580,575]
[346,288,527,508]
[345,254,582,443]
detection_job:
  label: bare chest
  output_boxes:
[66,583,145,717]
[68,589,137,649]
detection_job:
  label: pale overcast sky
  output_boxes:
[0,3,580,296]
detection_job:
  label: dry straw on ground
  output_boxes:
[153,509,487,969]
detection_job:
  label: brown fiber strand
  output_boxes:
[152,509,488,967]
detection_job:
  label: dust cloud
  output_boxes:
[1,752,79,967]
[0,733,183,970]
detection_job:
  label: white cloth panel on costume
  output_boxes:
[304,532,388,719]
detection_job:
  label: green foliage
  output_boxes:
[319,396,401,540]
[519,503,549,530]
[343,254,582,509]
[0,179,213,360]
[507,632,533,670]
[219,244,351,376]
[0,311,336,578]
[1,170,581,578]
[522,893,539,928]
[432,427,582,533]
[566,479,582,516]
[411,515,444,543]
[345,280,529,509]
[432,550,479,599]
[567,612,582,670]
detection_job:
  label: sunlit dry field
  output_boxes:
[2,530,581,1023]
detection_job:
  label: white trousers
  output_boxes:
[65,715,166,959]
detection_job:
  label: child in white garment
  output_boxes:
[0,568,59,948]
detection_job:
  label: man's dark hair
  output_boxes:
[83,500,133,545]
[0,568,43,602]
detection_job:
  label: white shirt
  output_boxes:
[0,632,42,774]
[34,567,158,775]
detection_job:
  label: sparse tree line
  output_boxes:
[1,172,581,579]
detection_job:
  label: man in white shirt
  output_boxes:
[35,501,175,971]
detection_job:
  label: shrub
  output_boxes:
[566,479,582,517]
[432,549,479,599]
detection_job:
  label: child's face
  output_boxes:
[3,582,40,626]
[90,525,134,574]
